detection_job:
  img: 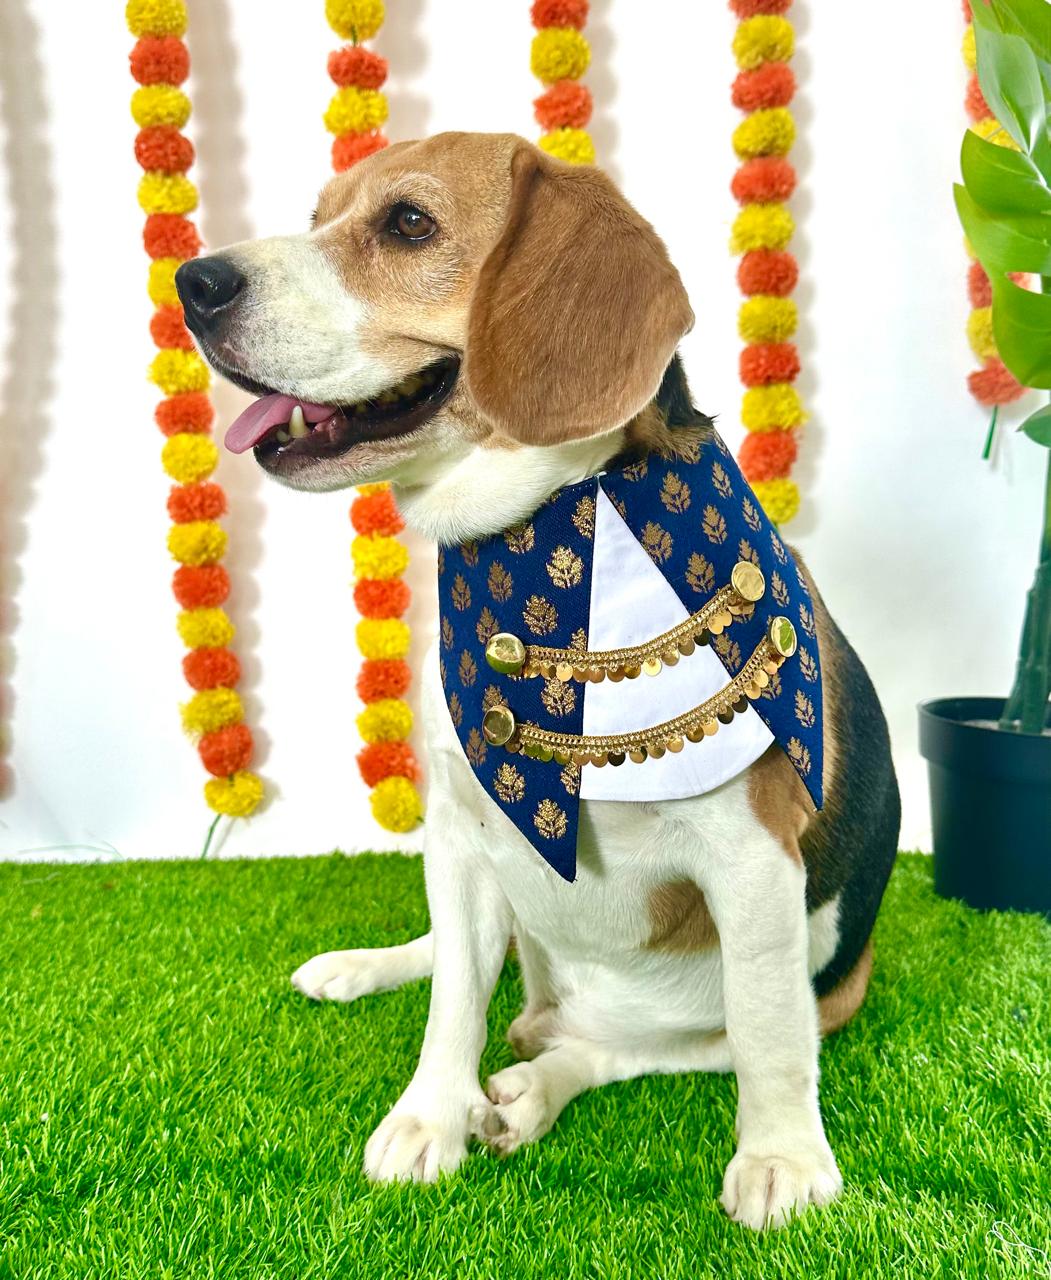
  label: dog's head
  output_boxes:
[178,132,693,520]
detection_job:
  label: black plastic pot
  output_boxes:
[918,697,1051,917]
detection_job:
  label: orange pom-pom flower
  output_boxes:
[732,62,795,111]
[351,487,405,536]
[357,740,421,787]
[357,658,412,702]
[173,563,230,609]
[354,577,411,619]
[968,359,1027,405]
[168,482,227,524]
[183,646,241,691]
[143,212,200,260]
[530,0,589,29]
[740,342,800,386]
[155,391,213,435]
[199,723,254,776]
[737,248,798,296]
[328,46,388,89]
[130,36,190,86]
[731,156,796,204]
[739,428,798,481]
[534,80,593,130]
[134,125,194,173]
[730,0,791,15]
[150,304,194,350]
[332,132,388,172]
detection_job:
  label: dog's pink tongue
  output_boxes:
[224,394,335,454]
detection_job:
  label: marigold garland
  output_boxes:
[731,0,804,525]
[323,2,423,835]
[127,0,264,822]
[960,1,1026,409]
[530,0,595,164]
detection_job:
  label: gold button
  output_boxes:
[482,705,516,746]
[768,615,798,658]
[485,632,527,675]
[731,560,765,603]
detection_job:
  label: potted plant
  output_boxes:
[919,0,1051,915]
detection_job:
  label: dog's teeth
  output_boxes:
[275,429,291,443]
[288,405,308,438]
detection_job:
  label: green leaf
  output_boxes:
[991,274,1051,386]
[961,129,1051,214]
[1018,401,1051,444]
[994,0,1051,63]
[955,183,1051,272]
[973,16,1051,169]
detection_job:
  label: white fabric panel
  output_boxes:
[578,489,773,802]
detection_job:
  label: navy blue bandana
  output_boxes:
[437,430,823,881]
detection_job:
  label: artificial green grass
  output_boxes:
[0,853,1048,1279]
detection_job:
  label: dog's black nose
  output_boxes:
[175,256,246,334]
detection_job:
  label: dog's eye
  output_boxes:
[387,203,437,242]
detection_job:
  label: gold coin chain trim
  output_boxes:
[504,636,789,767]
[523,585,754,683]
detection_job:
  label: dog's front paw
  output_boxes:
[479,1061,557,1155]
[720,1142,842,1231]
[291,949,383,1002]
[363,1097,479,1183]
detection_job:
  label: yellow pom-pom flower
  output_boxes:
[177,607,235,649]
[182,687,243,736]
[325,0,384,41]
[168,521,227,567]
[738,296,798,343]
[733,16,794,70]
[752,477,800,526]
[732,107,795,160]
[149,349,210,395]
[357,618,411,660]
[323,87,388,135]
[205,770,264,818]
[962,24,977,71]
[730,203,794,254]
[967,306,997,360]
[539,128,596,165]
[131,85,191,129]
[138,172,197,217]
[531,27,590,84]
[148,257,182,307]
[969,116,1020,151]
[370,775,423,832]
[741,383,805,432]
[352,534,409,580]
[126,0,187,37]
[162,434,218,484]
[358,698,413,744]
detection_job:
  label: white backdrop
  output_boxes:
[0,0,1042,860]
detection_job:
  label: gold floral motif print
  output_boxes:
[571,495,596,539]
[451,573,471,612]
[494,762,525,803]
[771,531,788,564]
[800,647,819,683]
[641,521,674,564]
[458,650,478,688]
[534,798,568,839]
[660,473,691,514]
[623,458,648,482]
[702,504,727,545]
[794,690,816,728]
[799,603,816,638]
[505,523,536,554]
[712,462,733,500]
[488,562,513,603]
[437,547,445,576]
[541,679,577,718]
[742,497,762,532]
[476,607,500,645]
[466,727,488,766]
[761,668,782,700]
[787,737,812,774]
[482,684,505,712]
[738,538,760,566]
[569,628,588,652]
[546,545,584,589]
[460,540,479,568]
[560,761,581,796]
[523,594,558,636]
[713,633,742,671]
[771,571,790,606]
[686,552,715,594]
[441,616,454,649]
[448,692,463,727]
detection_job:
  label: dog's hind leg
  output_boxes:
[479,1029,733,1153]
[291,932,433,1002]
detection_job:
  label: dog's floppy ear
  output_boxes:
[464,143,694,446]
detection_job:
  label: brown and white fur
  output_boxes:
[178,133,900,1230]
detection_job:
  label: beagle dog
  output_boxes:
[177,132,900,1231]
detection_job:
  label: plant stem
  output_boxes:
[982,405,999,460]
[999,277,1051,734]
[199,813,222,860]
